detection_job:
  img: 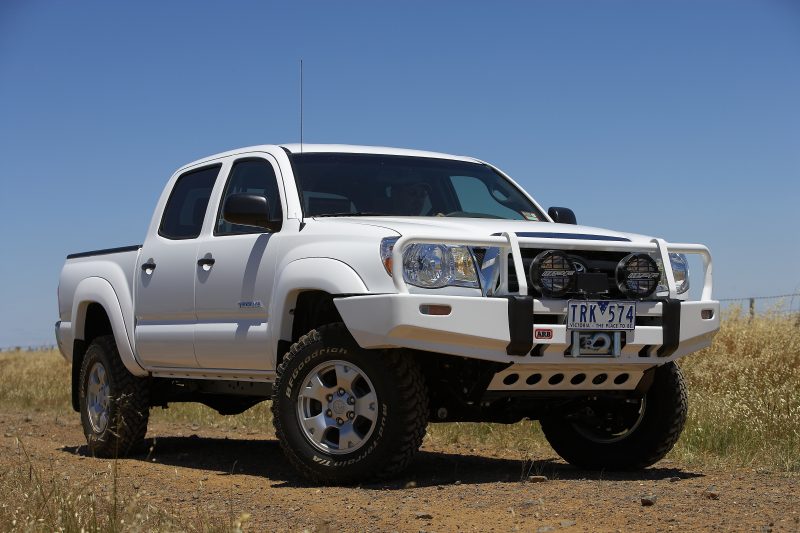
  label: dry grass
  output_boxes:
[0,350,71,412]
[0,465,251,532]
[0,313,797,529]
[0,440,180,532]
[677,309,800,471]
[0,437,250,532]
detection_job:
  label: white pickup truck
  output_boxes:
[56,144,720,483]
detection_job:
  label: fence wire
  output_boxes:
[718,293,800,302]
[718,292,800,317]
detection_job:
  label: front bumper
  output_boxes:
[337,231,719,391]
[334,294,720,390]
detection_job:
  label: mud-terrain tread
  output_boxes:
[381,351,428,477]
[639,362,688,466]
[272,323,428,484]
[541,361,687,470]
[79,335,149,457]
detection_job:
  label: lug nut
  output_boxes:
[326,394,333,401]
[338,388,345,396]
[347,411,355,420]
[347,397,355,405]
[336,418,344,425]
[326,409,332,417]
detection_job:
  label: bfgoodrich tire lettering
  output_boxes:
[272,323,428,484]
[78,335,149,457]
[540,362,688,470]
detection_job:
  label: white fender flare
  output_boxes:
[72,277,148,376]
[270,257,368,356]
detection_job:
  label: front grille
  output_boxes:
[506,249,636,299]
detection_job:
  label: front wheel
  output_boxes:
[540,362,687,470]
[272,324,428,484]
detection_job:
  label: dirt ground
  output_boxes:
[1,411,797,532]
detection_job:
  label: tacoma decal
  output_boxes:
[237,300,264,309]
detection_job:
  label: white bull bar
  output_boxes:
[333,231,718,391]
[390,233,714,301]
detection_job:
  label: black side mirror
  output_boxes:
[548,206,577,225]
[223,194,280,231]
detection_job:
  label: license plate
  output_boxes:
[567,300,636,331]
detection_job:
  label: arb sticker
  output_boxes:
[534,328,553,340]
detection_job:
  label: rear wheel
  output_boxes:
[272,323,428,484]
[540,362,687,470]
[78,335,149,457]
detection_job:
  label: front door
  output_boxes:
[134,164,222,368]
[193,155,285,370]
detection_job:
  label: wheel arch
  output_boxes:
[270,258,369,367]
[70,277,147,411]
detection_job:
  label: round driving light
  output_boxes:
[616,253,661,298]
[530,250,576,297]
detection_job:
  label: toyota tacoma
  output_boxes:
[56,144,720,483]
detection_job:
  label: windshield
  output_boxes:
[290,153,545,221]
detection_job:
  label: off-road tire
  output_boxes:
[272,323,428,484]
[541,362,687,470]
[78,335,150,457]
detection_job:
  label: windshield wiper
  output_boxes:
[314,212,391,217]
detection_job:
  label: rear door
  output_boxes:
[193,154,286,370]
[134,164,222,368]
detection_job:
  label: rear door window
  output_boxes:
[159,165,221,239]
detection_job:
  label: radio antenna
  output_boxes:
[300,59,304,153]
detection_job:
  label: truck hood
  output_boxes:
[314,216,656,245]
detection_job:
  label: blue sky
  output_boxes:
[1,1,798,347]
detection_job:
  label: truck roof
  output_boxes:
[281,144,478,162]
[177,144,480,173]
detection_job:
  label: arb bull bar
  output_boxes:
[334,232,719,392]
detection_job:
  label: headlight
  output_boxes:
[380,238,479,289]
[404,244,451,287]
[404,243,479,288]
[655,253,690,295]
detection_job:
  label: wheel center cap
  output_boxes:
[331,399,347,415]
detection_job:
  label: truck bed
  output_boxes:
[56,245,143,364]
